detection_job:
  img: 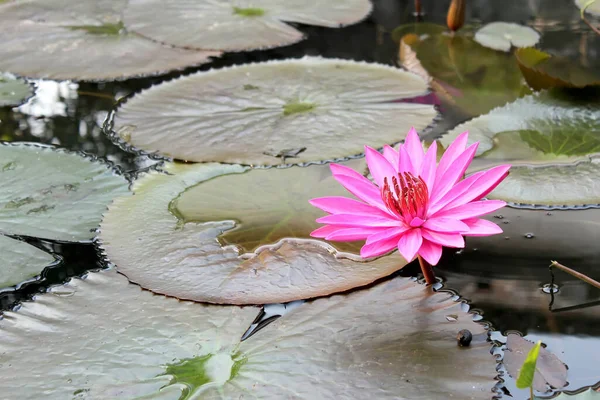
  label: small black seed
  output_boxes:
[457,329,472,346]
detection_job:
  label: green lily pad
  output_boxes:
[0,234,58,289]
[474,22,540,52]
[0,0,220,81]
[123,0,372,51]
[99,160,409,305]
[576,0,600,16]
[441,90,600,206]
[515,47,600,91]
[0,73,33,107]
[0,268,497,399]
[112,57,437,165]
[0,143,129,242]
[395,23,529,117]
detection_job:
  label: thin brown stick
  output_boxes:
[582,16,600,36]
[418,255,437,285]
[414,0,422,15]
[550,260,600,290]
[581,0,600,36]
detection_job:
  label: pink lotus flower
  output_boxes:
[310,128,510,279]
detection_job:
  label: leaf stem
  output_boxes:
[417,255,436,285]
[549,260,600,290]
[530,386,534,400]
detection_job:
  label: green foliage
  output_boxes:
[519,118,600,156]
[66,21,125,35]
[233,7,265,17]
[516,340,542,389]
[283,101,317,116]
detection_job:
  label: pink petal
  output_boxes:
[309,197,391,218]
[403,127,424,175]
[365,145,398,189]
[421,229,465,248]
[422,217,469,233]
[330,164,387,211]
[360,237,398,259]
[310,225,340,238]
[470,165,511,201]
[418,239,443,266]
[463,218,503,237]
[435,131,469,182]
[326,227,385,241]
[316,213,400,228]
[398,144,416,175]
[431,142,479,204]
[365,225,410,244]
[432,200,507,220]
[420,141,438,192]
[383,145,399,168]
[397,228,423,262]
[428,170,486,215]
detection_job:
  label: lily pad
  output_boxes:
[112,57,437,165]
[0,234,58,289]
[504,333,568,393]
[0,143,129,242]
[543,389,600,399]
[394,23,528,117]
[474,22,540,52]
[576,0,600,16]
[123,0,372,51]
[0,73,33,107]
[0,268,497,399]
[99,160,409,304]
[515,47,600,91]
[0,1,220,81]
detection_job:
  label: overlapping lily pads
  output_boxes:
[123,0,373,51]
[99,160,409,304]
[474,22,540,52]
[0,143,129,242]
[0,268,497,399]
[0,235,58,289]
[112,57,437,165]
[0,0,220,81]
[0,73,33,107]
[394,23,529,117]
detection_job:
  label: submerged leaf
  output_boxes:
[516,340,542,389]
[99,161,409,305]
[0,143,129,242]
[0,268,497,399]
[515,47,600,91]
[113,57,436,165]
[0,73,33,107]
[123,0,373,51]
[474,22,540,52]
[504,334,568,393]
[0,235,57,289]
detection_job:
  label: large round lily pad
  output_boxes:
[0,268,497,399]
[112,57,437,165]
[0,234,58,289]
[0,143,129,242]
[99,160,409,304]
[0,73,33,107]
[0,0,220,81]
[474,22,540,52]
[124,0,373,51]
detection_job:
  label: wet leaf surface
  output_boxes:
[99,161,408,304]
[474,22,540,52]
[0,268,497,399]
[112,57,437,165]
[0,73,33,107]
[575,0,600,16]
[0,235,57,289]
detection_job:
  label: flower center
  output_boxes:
[381,172,429,222]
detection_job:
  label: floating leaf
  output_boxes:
[504,334,568,393]
[516,340,542,389]
[0,235,57,289]
[395,23,528,117]
[112,57,436,165]
[123,0,373,51]
[515,47,600,91]
[0,268,497,399]
[474,22,540,52]
[0,1,220,81]
[0,73,33,107]
[99,160,409,304]
[543,388,600,399]
[0,143,129,242]
[576,0,600,16]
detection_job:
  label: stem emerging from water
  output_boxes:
[530,386,534,400]
[418,255,436,285]
[550,260,600,290]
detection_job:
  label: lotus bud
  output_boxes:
[446,0,466,32]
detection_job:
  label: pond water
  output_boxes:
[1,0,599,399]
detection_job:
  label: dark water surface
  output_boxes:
[1,0,599,398]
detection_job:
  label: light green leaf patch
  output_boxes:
[0,73,33,107]
[516,340,542,389]
[0,234,58,289]
[0,268,497,399]
[0,143,129,242]
[474,22,540,52]
[112,57,437,165]
[99,160,409,304]
[576,0,600,16]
